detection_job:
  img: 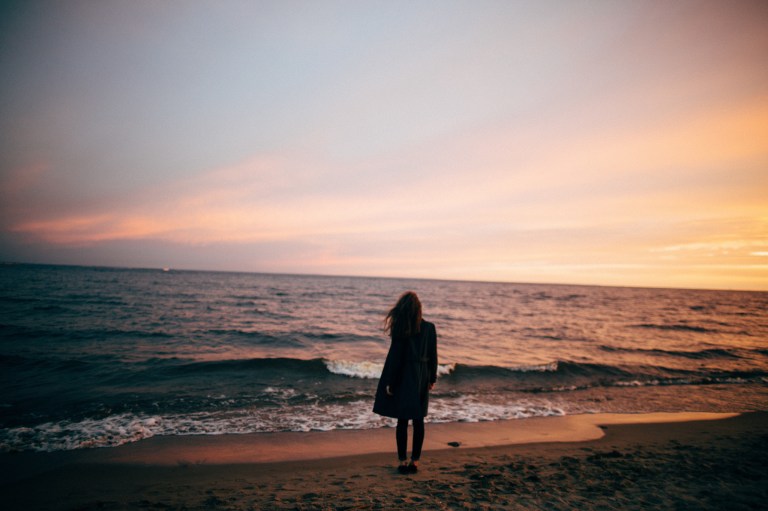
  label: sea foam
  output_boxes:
[324,359,383,379]
[324,359,457,379]
[0,395,569,452]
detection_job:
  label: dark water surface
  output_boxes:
[1,264,766,451]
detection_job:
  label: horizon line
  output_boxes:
[2,260,763,294]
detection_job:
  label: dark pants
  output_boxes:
[396,418,425,461]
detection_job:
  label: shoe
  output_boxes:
[397,463,409,474]
[407,462,418,474]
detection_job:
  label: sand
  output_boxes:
[1,412,766,510]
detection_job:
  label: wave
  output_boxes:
[598,345,744,360]
[170,356,461,380]
[528,292,585,302]
[172,357,329,375]
[324,360,457,379]
[0,353,107,373]
[323,359,561,380]
[2,359,764,453]
[201,329,379,346]
[0,324,173,342]
[631,323,720,334]
[612,376,749,387]
[526,373,768,393]
[320,358,760,389]
[0,396,567,453]
[148,356,568,382]
[3,365,762,453]
[127,356,768,386]
[201,329,298,346]
[8,351,765,390]
[17,366,762,455]
[93,328,174,339]
[508,361,559,372]
[324,360,383,379]
[447,360,768,394]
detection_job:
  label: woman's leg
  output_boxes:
[396,418,408,461]
[411,417,425,461]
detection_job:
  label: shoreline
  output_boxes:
[3,411,766,510]
[0,412,738,473]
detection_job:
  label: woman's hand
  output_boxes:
[386,385,393,396]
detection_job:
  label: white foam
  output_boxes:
[324,359,383,379]
[0,414,162,452]
[615,380,659,387]
[437,363,456,376]
[324,359,456,379]
[613,376,752,388]
[263,387,297,399]
[507,361,559,372]
[0,393,569,452]
[428,395,566,423]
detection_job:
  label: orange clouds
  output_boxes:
[4,89,768,290]
[12,214,169,245]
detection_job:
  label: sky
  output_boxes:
[1,0,767,291]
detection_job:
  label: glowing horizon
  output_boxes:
[1,1,767,291]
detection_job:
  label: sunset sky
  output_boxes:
[1,0,767,290]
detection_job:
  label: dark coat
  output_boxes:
[373,320,438,420]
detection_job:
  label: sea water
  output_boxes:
[1,264,766,452]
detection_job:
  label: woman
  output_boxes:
[373,291,438,474]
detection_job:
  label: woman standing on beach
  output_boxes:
[373,291,438,474]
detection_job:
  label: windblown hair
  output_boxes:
[384,291,422,341]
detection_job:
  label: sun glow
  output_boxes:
[1,1,766,290]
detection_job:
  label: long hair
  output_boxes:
[384,291,422,341]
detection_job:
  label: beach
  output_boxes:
[2,412,766,510]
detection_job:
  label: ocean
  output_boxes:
[1,264,766,452]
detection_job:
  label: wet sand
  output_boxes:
[2,412,766,510]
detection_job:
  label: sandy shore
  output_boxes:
[2,412,766,510]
